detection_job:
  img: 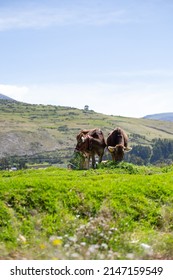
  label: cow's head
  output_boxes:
[108,144,132,161]
[75,133,90,153]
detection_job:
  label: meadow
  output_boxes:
[0,162,173,260]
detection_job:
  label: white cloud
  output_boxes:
[1,80,172,118]
[0,84,29,101]
[0,2,135,31]
[18,82,173,118]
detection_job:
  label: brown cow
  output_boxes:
[106,127,132,161]
[75,128,106,169]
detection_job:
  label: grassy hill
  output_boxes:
[0,163,173,260]
[1,100,173,164]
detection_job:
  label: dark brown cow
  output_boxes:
[75,128,106,169]
[106,127,132,161]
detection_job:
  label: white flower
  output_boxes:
[68,236,77,243]
[71,253,80,259]
[18,234,26,243]
[110,227,118,231]
[88,244,99,253]
[75,215,80,219]
[140,243,153,255]
[126,253,135,259]
[101,243,108,250]
[64,244,70,249]
[49,235,62,242]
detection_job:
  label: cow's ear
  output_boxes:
[108,146,115,153]
[124,147,132,152]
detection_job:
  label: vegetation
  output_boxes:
[1,100,173,167]
[0,163,173,260]
[125,139,173,166]
[1,100,173,260]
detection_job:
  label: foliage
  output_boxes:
[68,152,86,169]
[150,138,173,164]
[0,164,173,260]
[126,145,152,165]
[2,138,173,170]
[125,139,173,166]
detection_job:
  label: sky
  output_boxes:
[0,0,173,118]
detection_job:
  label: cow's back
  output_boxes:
[75,128,106,168]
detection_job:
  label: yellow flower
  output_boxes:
[52,239,62,246]
[40,244,46,250]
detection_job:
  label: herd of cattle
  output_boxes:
[74,127,132,169]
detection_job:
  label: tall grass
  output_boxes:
[0,163,173,259]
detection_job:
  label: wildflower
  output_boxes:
[101,243,108,250]
[52,239,62,246]
[110,227,118,232]
[49,236,62,246]
[126,253,135,259]
[49,235,62,242]
[131,239,139,244]
[76,215,80,218]
[77,225,85,231]
[88,244,99,253]
[68,236,77,243]
[64,244,70,249]
[18,234,26,244]
[140,243,153,255]
[71,253,80,259]
[40,244,46,250]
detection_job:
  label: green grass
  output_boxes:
[0,163,173,260]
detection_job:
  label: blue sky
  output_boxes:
[0,0,173,117]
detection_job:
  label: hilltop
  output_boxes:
[1,100,173,164]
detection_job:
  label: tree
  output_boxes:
[0,158,9,170]
[125,145,152,165]
[84,105,89,111]
[151,138,173,164]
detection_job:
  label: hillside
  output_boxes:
[144,112,173,122]
[1,100,173,164]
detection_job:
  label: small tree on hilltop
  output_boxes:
[84,105,89,111]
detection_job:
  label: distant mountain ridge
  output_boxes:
[0,93,16,102]
[143,112,173,122]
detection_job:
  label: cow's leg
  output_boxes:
[80,153,89,169]
[91,154,96,168]
[80,156,86,169]
[111,153,116,161]
[85,154,90,169]
[98,151,104,164]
